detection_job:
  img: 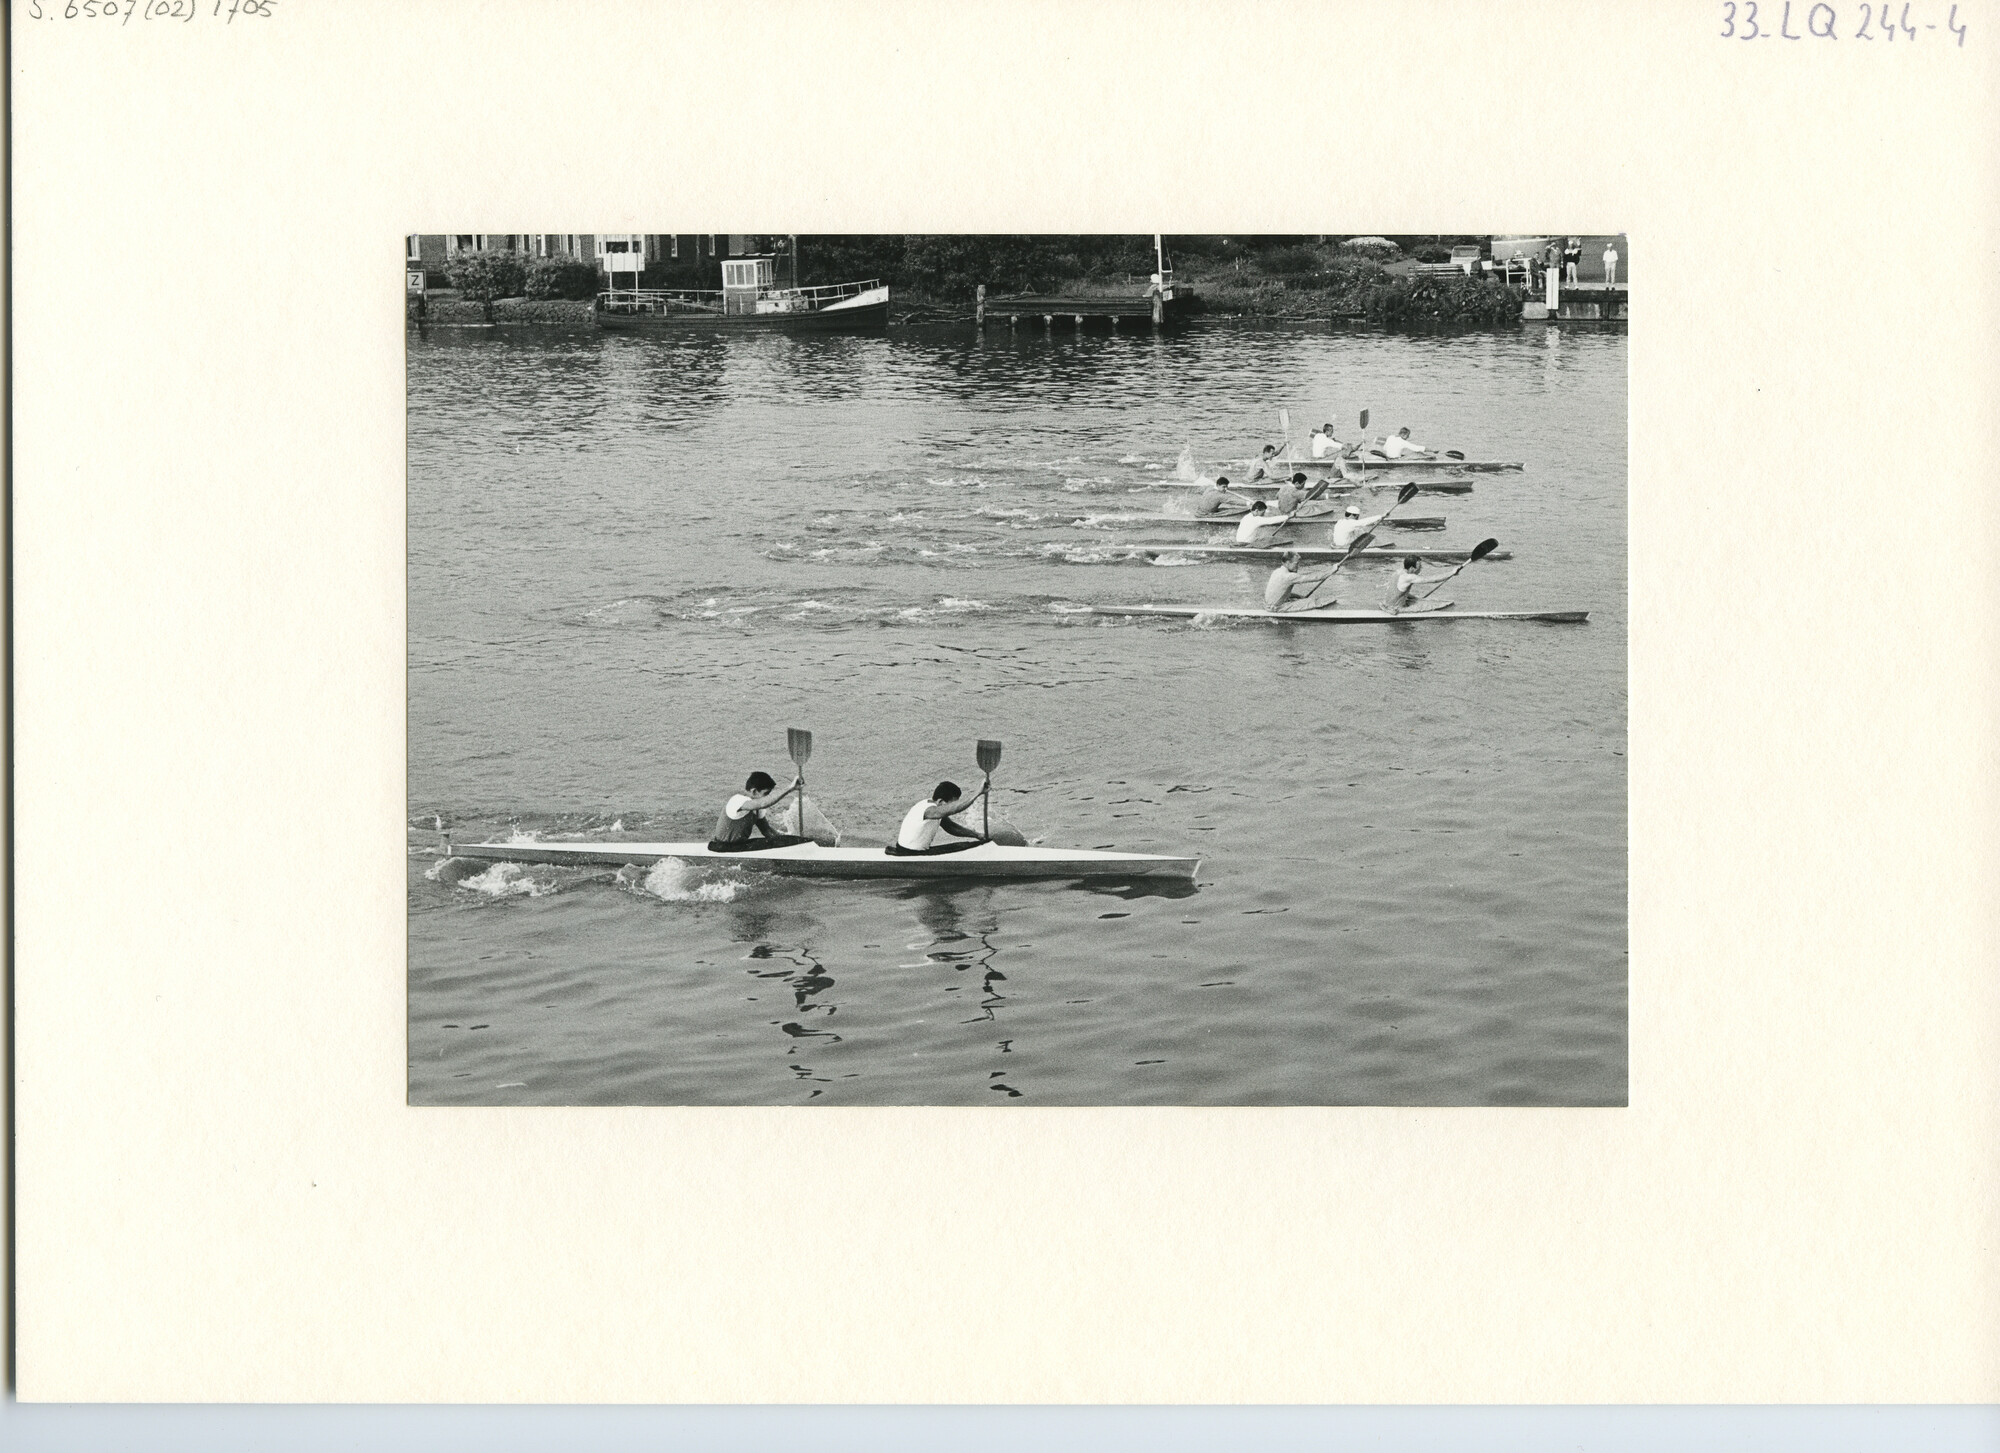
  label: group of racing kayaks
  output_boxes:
[1084,409,1588,626]
[440,412,1589,887]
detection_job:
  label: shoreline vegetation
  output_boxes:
[412,235,1541,332]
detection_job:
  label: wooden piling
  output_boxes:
[976,284,985,328]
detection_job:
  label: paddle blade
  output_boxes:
[1446,450,1465,460]
[1396,482,1420,505]
[1468,537,1501,562]
[1359,409,1369,430]
[976,739,1003,775]
[1279,407,1290,437]
[787,727,813,767]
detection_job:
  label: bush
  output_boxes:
[523,257,601,300]
[1414,245,1451,264]
[1257,245,1322,275]
[445,250,526,303]
[1360,273,1521,331]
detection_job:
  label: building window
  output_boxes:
[710,234,721,257]
[406,235,420,260]
[670,235,679,259]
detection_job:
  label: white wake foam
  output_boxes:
[636,859,744,904]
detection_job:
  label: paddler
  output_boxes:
[1309,422,1344,459]
[1378,427,1436,460]
[1265,551,1334,613]
[1234,499,1292,545]
[888,780,989,856]
[1330,502,1387,550]
[1247,443,1283,482]
[1272,471,1313,517]
[1191,474,1245,518]
[708,771,813,852]
[1384,555,1449,614]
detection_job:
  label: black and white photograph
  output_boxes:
[407,232,1628,1106]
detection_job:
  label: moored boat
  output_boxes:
[595,249,888,333]
[448,838,1200,882]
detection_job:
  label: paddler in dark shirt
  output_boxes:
[1247,443,1283,482]
[1272,472,1312,517]
[708,770,814,852]
[1192,475,1246,518]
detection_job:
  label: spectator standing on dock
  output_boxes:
[1602,241,1619,286]
[1564,238,1581,285]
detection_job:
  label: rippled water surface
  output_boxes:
[409,320,1626,1104]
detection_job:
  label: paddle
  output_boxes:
[975,739,1002,841]
[1304,482,1420,600]
[1342,480,1421,551]
[1411,537,1502,604]
[787,726,812,835]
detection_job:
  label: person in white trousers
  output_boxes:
[1602,243,1619,286]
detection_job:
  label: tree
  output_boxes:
[446,251,527,321]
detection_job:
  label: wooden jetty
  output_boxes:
[1522,278,1628,324]
[977,233,1198,331]
[977,283,1198,331]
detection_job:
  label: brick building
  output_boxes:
[405,235,785,289]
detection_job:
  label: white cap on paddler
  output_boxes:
[1344,504,1362,517]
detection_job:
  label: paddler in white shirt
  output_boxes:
[1234,500,1293,545]
[1191,474,1246,518]
[1330,502,1387,550]
[1265,551,1334,613]
[708,770,813,852]
[1309,423,1344,459]
[1379,426,1437,460]
[890,780,989,856]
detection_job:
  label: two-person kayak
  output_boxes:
[1091,604,1587,625]
[440,733,1201,884]
[444,837,1201,881]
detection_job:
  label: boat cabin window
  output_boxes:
[722,258,775,289]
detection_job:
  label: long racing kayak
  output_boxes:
[1182,513,1447,531]
[1220,477,1474,496]
[448,838,1201,882]
[1279,455,1521,473]
[1094,604,1587,624]
[1124,542,1511,563]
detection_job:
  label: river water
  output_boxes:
[408,319,1626,1105]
